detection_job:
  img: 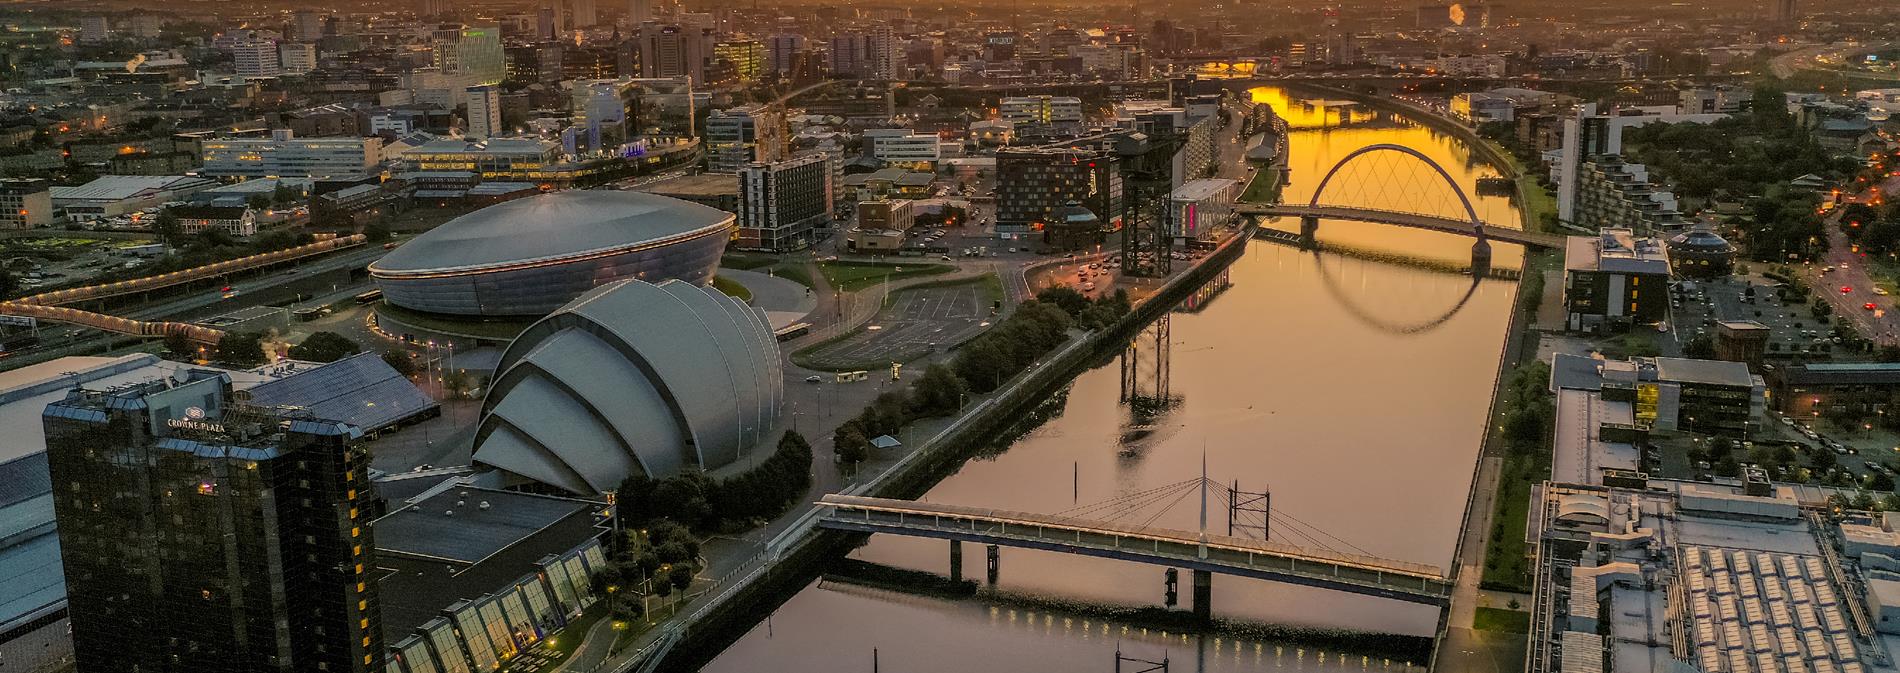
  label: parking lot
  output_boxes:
[1670,274,1852,357]
[799,280,991,370]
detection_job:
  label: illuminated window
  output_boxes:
[352,526,361,538]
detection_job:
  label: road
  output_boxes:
[1803,207,1900,347]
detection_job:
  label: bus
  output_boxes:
[354,289,384,304]
[774,322,812,342]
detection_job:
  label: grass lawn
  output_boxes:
[711,274,752,302]
[1240,162,1283,204]
[1474,607,1531,633]
[818,261,953,292]
[772,263,815,289]
[720,253,779,271]
[1480,450,1543,593]
[898,273,1005,305]
[1597,330,1661,359]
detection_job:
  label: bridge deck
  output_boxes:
[1234,203,1564,249]
[818,495,1451,604]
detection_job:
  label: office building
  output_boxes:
[1562,228,1671,333]
[233,40,281,77]
[0,178,53,229]
[767,34,805,74]
[828,34,873,77]
[200,130,384,179]
[1002,95,1086,137]
[847,198,915,251]
[45,370,381,672]
[715,40,766,82]
[862,128,941,169]
[1551,352,1763,447]
[78,16,111,44]
[435,24,505,86]
[466,85,502,140]
[292,10,324,41]
[1166,178,1239,243]
[704,105,786,173]
[168,204,258,236]
[737,152,832,252]
[279,42,318,75]
[1767,362,1900,422]
[639,24,707,81]
[995,146,1122,237]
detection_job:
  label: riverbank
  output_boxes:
[634,226,1258,672]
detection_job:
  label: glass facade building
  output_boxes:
[43,371,381,673]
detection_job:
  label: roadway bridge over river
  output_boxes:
[816,494,1454,611]
[1238,203,1564,249]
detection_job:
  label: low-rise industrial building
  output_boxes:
[49,175,218,220]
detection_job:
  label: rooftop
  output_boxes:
[242,352,438,434]
[369,191,734,275]
[1653,357,1755,388]
[47,175,215,202]
[636,172,739,197]
[1565,228,1670,275]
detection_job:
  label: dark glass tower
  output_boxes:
[43,370,381,673]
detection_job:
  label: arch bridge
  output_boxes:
[1234,144,1563,260]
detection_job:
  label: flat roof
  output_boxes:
[636,172,738,197]
[373,487,594,565]
[1171,178,1238,201]
[1565,228,1670,275]
[0,354,265,464]
[47,175,215,203]
[243,352,439,434]
[1654,357,1754,388]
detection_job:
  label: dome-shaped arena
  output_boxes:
[470,279,782,494]
[368,191,734,317]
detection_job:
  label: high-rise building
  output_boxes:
[572,0,598,27]
[292,10,324,41]
[233,40,282,77]
[627,0,652,24]
[129,14,163,38]
[766,34,804,74]
[1771,0,1798,23]
[869,23,901,80]
[995,146,1123,237]
[639,24,708,81]
[44,370,382,673]
[713,39,765,82]
[279,42,318,74]
[436,24,506,86]
[423,0,454,19]
[737,152,833,251]
[466,85,503,139]
[537,6,560,40]
[78,15,111,44]
[705,105,786,173]
[828,34,872,77]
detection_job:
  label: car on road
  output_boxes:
[1878,288,1891,296]
[1867,302,1879,310]
[1842,286,1853,294]
[804,375,823,383]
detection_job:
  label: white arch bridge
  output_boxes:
[1235,143,1564,251]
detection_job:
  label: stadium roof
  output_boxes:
[243,353,438,433]
[369,191,734,275]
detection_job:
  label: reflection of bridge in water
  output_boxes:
[816,494,1454,614]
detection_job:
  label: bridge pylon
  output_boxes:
[1471,236,1493,277]
[1298,215,1321,250]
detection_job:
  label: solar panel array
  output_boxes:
[244,352,438,433]
[1684,546,1863,673]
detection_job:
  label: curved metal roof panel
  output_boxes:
[370,191,735,275]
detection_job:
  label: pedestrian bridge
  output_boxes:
[816,494,1453,606]
[1235,203,1565,249]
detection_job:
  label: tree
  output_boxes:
[363,221,392,243]
[153,209,182,246]
[1683,336,1716,360]
[442,369,475,399]
[909,364,967,417]
[835,424,871,465]
[382,349,421,376]
[213,331,269,367]
[666,564,695,591]
[288,331,361,363]
[650,472,714,528]
[1873,471,1896,493]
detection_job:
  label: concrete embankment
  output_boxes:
[641,228,1257,672]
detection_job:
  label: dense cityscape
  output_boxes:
[0,0,1899,672]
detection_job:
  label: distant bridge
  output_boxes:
[816,494,1453,607]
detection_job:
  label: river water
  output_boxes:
[702,86,1526,673]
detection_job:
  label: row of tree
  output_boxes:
[831,288,1134,465]
[613,430,814,533]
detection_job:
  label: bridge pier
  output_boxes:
[1471,237,1493,277]
[949,540,962,583]
[986,544,1000,584]
[1298,215,1320,250]
[1192,569,1212,622]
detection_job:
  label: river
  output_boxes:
[701,86,1525,673]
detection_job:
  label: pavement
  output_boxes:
[798,279,990,370]
[720,268,817,329]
